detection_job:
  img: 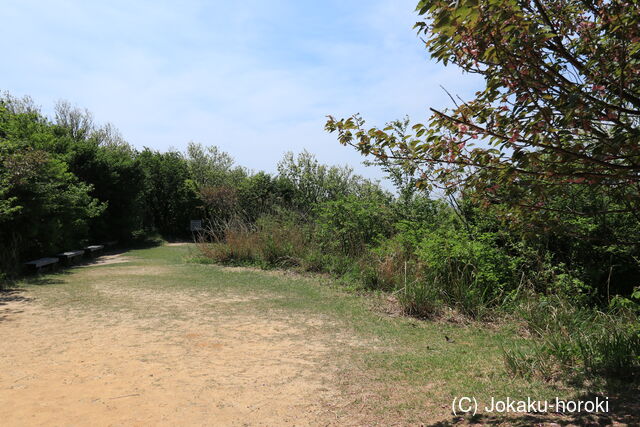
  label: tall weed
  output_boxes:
[504,296,640,381]
[198,215,307,268]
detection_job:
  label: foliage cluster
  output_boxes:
[0,97,386,282]
[319,0,640,384]
[197,149,639,383]
[0,95,305,276]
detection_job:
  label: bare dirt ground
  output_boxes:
[5,251,621,426]
[0,261,353,426]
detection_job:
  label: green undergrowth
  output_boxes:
[194,209,640,393]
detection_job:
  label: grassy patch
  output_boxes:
[16,244,626,424]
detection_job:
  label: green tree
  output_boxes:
[237,172,290,222]
[326,0,640,218]
[0,99,104,273]
[186,142,244,188]
[138,149,199,237]
[66,141,144,242]
[51,100,144,242]
[277,150,388,213]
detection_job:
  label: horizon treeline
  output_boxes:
[0,93,386,275]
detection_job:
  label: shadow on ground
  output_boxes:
[0,289,33,323]
[0,245,148,320]
[5,243,155,286]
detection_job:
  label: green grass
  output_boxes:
[15,244,606,423]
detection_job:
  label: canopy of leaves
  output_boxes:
[326,0,640,220]
[277,150,389,213]
[0,100,105,266]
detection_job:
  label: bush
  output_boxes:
[198,214,308,268]
[414,228,517,317]
[198,227,258,264]
[300,247,327,273]
[398,280,441,318]
[314,195,394,257]
[356,236,419,288]
[253,215,306,267]
[504,296,640,381]
[349,234,441,317]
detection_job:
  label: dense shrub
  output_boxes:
[361,237,415,291]
[314,195,394,257]
[504,296,640,381]
[465,189,640,303]
[199,223,259,264]
[414,228,517,317]
[253,215,307,267]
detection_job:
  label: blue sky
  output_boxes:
[2,0,482,183]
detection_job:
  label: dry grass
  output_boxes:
[198,217,308,268]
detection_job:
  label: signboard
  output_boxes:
[190,220,203,232]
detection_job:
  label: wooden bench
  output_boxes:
[24,257,59,273]
[56,250,84,266]
[84,245,104,257]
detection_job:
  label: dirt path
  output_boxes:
[0,256,349,426]
[3,249,626,426]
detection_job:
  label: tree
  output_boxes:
[326,0,640,218]
[66,140,144,242]
[138,149,199,236]
[361,118,423,204]
[0,99,105,272]
[277,150,388,213]
[54,100,94,141]
[185,142,239,188]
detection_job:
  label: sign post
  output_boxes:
[190,219,203,242]
[190,220,203,232]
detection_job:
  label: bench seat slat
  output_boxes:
[57,250,84,258]
[24,257,59,268]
